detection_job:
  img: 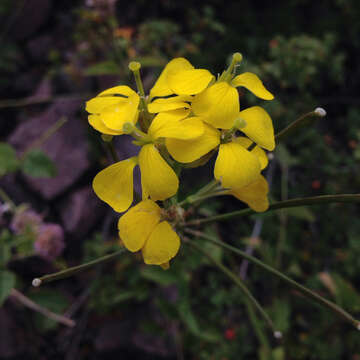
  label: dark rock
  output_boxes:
[59,186,106,238]
[0,307,26,357]
[9,0,52,41]
[95,319,134,352]
[9,98,90,199]
[27,35,52,62]
[132,332,173,357]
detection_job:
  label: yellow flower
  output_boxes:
[118,200,180,266]
[92,110,205,212]
[86,85,140,135]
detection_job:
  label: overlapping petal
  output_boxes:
[148,113,204,141]
[167,69,214,95]
[214,142,261,189]
[148,95,193,113]
[150,58,193,100]
[88,114,123,135]
[139,144,179,201]
[166,123,220,163]
[234,137,269,170]
[230,175,269,212]
[101,93,140,131]
[238,106,275,151]
[142,221,180,265]
[192,82,239,129]
[231,72,274,100]
[118,200,161,252]
[92,157,137,212]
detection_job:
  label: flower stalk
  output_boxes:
[186,194,360,226]
[184,228,360,329]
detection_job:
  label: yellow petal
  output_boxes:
[139,144,179,201]
[167,69,214,95]
[142,221,180,265]
[166,123,220,163]
[86,96,127,114]
[101,93,140,131]
[98,85,136,97]
[150,58,194,99]
[231,72,274,100]
[230,175,269,212]
[88,114,123,135]
[148,95,193,113]
[214,142,261,189]
[92,157,137,212]
[86,85,137,114]
[118,200,161,252]
[192,82,239,129]
[234,137,269,170]
[239,106,275,151]
[149,113,204,141]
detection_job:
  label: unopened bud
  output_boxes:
[314,107,326,117]
[233,52,243,63]
[122,122,134,134]
[101,134,113,142]
[128,61,141,72]
[234,117,247,129]
[274,331,283,339]
[32,278,42,287]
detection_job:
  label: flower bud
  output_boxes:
[314,107,326,117]
[34,223,65,261]
[232,52,243,63]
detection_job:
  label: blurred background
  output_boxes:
[0,0,360,359]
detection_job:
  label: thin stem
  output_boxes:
[105,141,120,163]
[275,110,322,143]
[186,238,277,334]
[20,116,68,160]
[0,94,92,109]
[184,228,360,329]
[186,194,360,226]
[10,288,75,327]
[0,186,16,210]
[32,248,126,286]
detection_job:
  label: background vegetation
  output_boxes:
[0,0,360,359]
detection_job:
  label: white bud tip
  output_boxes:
[314,107,326,117]
[274,331,283,339]
[267,153,274,160]
[32,278,42,287]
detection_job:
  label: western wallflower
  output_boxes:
[92,110,205,212]
[86,85,140,135]
[118,200,180,266]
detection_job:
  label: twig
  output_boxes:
[10,288,75,327]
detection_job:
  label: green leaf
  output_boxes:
[0,142,19,176]
[0,270,16,305]
[141,266,178,286]
[285,207,316,222]
[22,150,56,178]
[28,289,69,331]
[85,61,119,75]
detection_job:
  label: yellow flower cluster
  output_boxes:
[85,53,275,267]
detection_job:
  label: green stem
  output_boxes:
[20,117,68,160]
[275,110,322,143]
[105,141,120,163]
[184,228,360,329]
[186,194,360,226]
[178,180,222,207]
[0,186,16,210]
[186,238,277,334]
[32,248,126,286]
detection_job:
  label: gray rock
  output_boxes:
[9,98,90,199]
